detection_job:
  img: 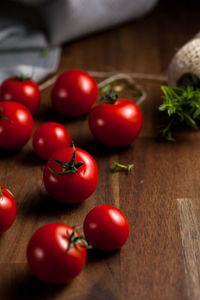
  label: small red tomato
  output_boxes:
[0,185,16,234]
[0,76,41,114]
[0,101,34,150]
[27,223,88,284]
[89,93,143,147]
[43,145,98,203]
[51,69,98,117]
[33,122,71,160]
[83,205,129,251]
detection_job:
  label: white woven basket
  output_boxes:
[168,34,200,86]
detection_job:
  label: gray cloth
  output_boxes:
[0,0,158,83]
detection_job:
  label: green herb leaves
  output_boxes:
[159,85,200,141]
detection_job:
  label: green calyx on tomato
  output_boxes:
[112,161,134,173]
[105,90,118,104]
[0,108,13,123]
[0,187,14,197]
[100,90,118,104]
[66,231,92,251]
[15,74,30,82]
[0,187,14,201]
[48,144,84,175]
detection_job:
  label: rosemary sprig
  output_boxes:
[159,85,200,141]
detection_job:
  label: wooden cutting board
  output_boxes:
[1,1,200,299]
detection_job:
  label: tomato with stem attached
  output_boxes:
[89,91,143,147]
[51,69,98,117]
[0,76,41,114]
[33,122,71,160]
[0,185,16,234]
[27,223,90,284]
[43,144,98,203]
[0,101,34,150]
[84,205,129,251]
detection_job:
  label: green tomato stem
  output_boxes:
[99,90,118,104]
[48,143,84,175]
[66,231,92,251]
[15,74,30,81]
[0,108,13,123]
[112,161,134,173]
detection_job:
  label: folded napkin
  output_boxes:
[0,0,158,83]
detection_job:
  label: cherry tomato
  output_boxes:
[51,69,98,117]
[0,185,16,234]
[83,205,129,251]
[0,102,34,150]
[88,94,143,147]
[0,76,41,114]
[33,122,71,160]
[27,223,88,284]
[43,145,98,203]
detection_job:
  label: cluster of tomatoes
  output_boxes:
[0,69,143,284]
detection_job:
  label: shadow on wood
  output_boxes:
[1,265,68,300]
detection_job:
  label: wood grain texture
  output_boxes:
[1,0,200,299]
[177,198,200,300]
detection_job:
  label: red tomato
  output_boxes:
[51,69,98,117]
[89,96,143,147]
[43,145,98,203]
[0,76,41,114]
[27,223,87,284]
[0,102,34,150]
[33,122,71,160]
[83,205,129,251]
[0,185,16,234]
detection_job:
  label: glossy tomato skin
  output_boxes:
[0,185,16,234]
[89,99,143,147]
[0,77,41,114]
[27,223,87,284]
[51,69,98,117]
[84,205,129,251]
[33,122,71,160]
[43,147,98,203]
[0,102,34,150]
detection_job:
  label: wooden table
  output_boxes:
[1,0,200,299]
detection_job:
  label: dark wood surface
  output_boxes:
[1,1,200,299]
